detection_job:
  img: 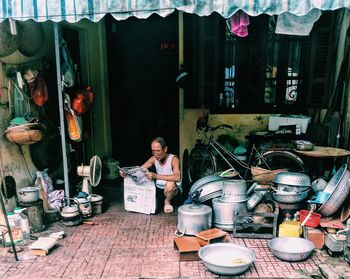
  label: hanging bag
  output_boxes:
[64,93,82,142]
[60,39,75,88]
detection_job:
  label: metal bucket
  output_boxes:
[20,200,45,233]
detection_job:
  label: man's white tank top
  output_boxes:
[154,154,181,189]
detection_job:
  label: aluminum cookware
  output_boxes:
[273,172,311,186]
[17,186,39,203]
[317,164,350,216]
[221,179,248,202]
[294,140,314,151]
[274,183,309,193]
[268,237,315,261]
[247,191,266,211]
[177,204,212,235]
[189,175,223,203]
[272,189,310,204]
[311,178,327,193]
[212,197,247,231]
[198,243,255,275]
[60,205,83,227]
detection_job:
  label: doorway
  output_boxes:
[106,13,179,166]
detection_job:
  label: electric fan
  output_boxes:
[77,155,102,194]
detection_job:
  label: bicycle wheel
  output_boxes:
[187,145,217,183]
[255,150,306,173]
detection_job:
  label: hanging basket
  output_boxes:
[4,123,43,145]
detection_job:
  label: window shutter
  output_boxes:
[183,14,224,108]
[197,15,224,108]
[306,13,333,108]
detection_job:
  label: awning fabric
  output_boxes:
[0,0,349,23]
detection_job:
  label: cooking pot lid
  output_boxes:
[74,197,90,203]
[179,204,212,214]
[90,194,103,202]
[19,186,39,191]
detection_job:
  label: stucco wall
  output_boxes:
[0,22,55,216]
[179,108,269,161]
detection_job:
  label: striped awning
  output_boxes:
[0,0,349,23]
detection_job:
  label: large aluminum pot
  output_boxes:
[198,243,255,275]
[221,180,248,202]
[17,187,39,203]
[177,204,212,235]
[212,197,247,230]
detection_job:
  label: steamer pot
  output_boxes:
[221,180,248,201]
[212,197,247,229]
[176,204,212,235]
[17,187,39,203]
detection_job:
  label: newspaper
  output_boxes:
[123,167,156,214]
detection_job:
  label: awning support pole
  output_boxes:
[53,23,70,205]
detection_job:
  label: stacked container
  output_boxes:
[212,179,248,231]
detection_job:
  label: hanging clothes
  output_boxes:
[275,9,322,36]
[230,10,250,37]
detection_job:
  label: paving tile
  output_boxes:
[0,183,349,279]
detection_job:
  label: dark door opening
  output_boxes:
[106,12,179,166]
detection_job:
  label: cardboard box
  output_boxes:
[268,114,310,134]
[124,175,156,214]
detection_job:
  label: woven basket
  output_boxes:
[4,123,43,145]
[251,167,288,183]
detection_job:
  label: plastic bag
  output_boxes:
[72,86,93,115]
[35,169,53,194]
[60,39,75,88]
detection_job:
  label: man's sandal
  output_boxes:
[164,204,174,213]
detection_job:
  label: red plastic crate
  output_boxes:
[300,210,321,228]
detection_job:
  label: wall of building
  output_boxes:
[0,21,55,217]
[179,108,269,162]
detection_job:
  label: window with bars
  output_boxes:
[183,12,334,113]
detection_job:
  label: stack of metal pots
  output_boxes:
[212,179,248,231]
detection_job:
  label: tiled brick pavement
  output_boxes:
[0,180,346,278]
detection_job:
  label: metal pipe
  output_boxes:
[53,23,71,205]
[0,150,18,260]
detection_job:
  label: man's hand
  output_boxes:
[145,172,157,180]
[119,170,126,177]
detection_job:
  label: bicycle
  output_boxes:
[186,124,306,184]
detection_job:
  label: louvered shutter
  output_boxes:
[183,13,224,108]
[306,13,333,108]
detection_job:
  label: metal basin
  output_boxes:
[268,237,315,261]
[198,243,255,275]
[317,164,350,216]
[272,189,310,204]
[273,172,311,186]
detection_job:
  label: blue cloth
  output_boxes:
[0,1,348,23]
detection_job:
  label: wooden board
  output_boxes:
[294,146,350,158]
[173,237,201,262]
